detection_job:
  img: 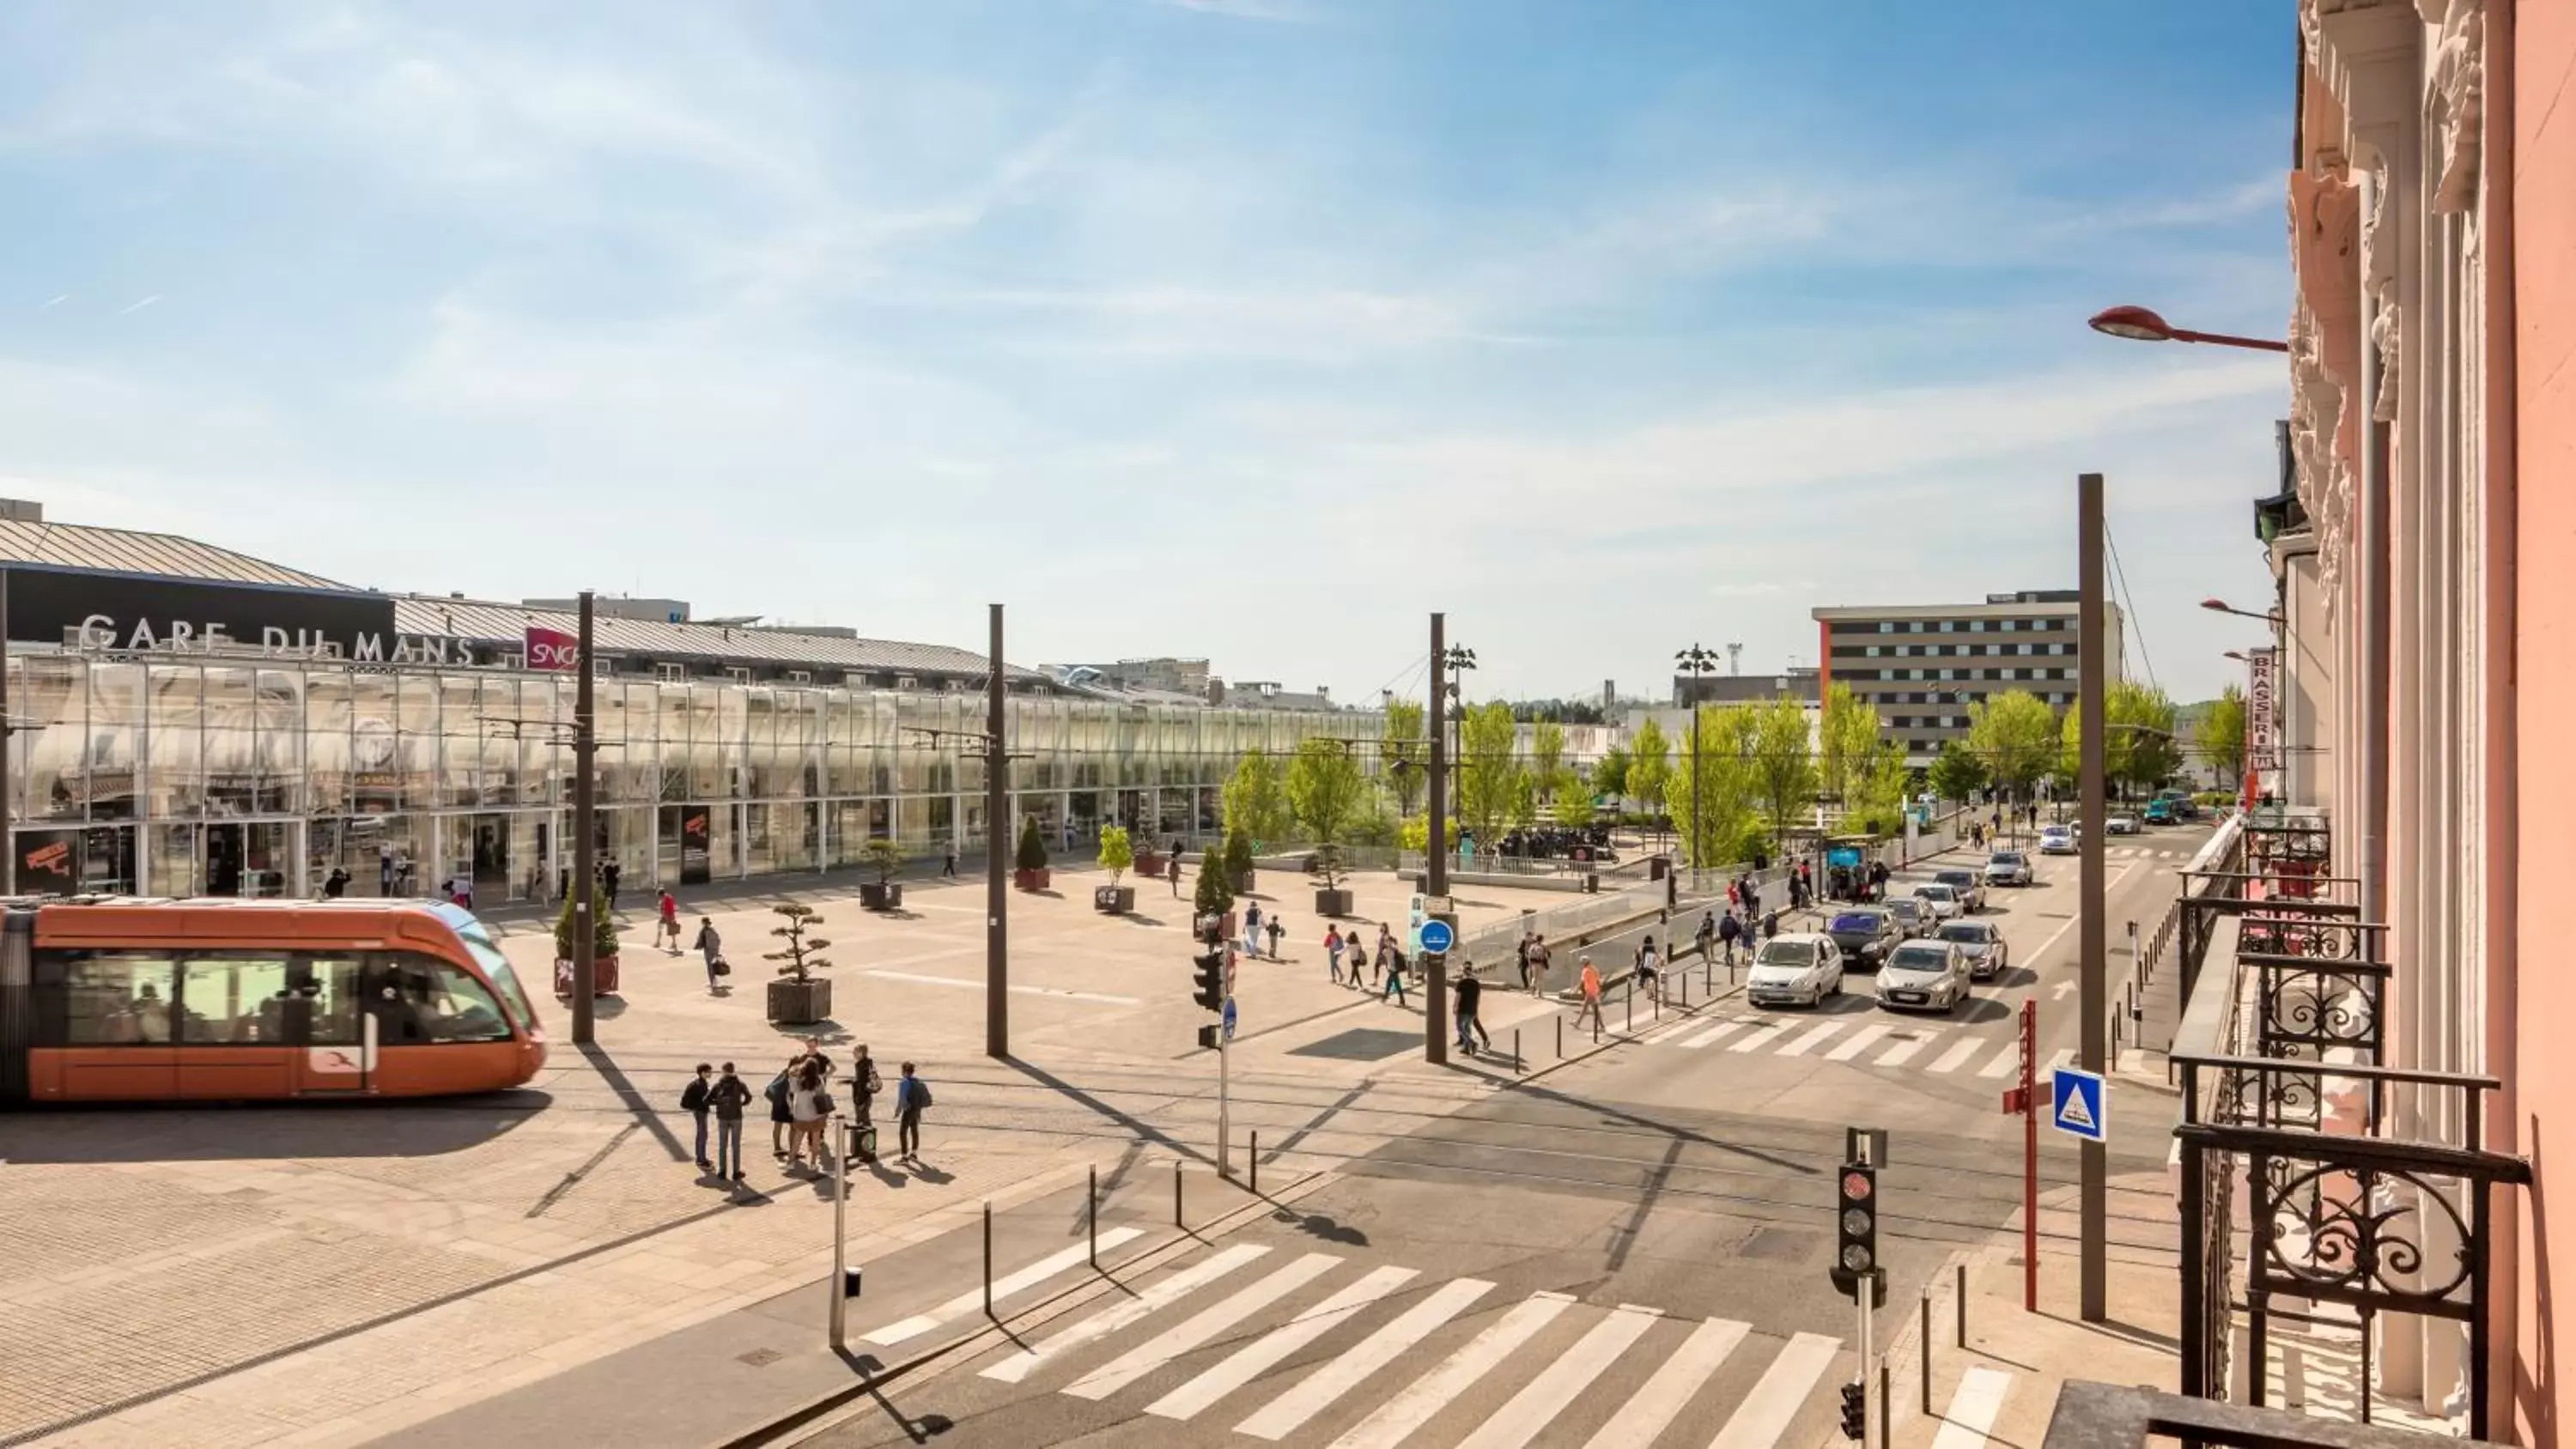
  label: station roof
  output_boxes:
[0,519,349,591]
[394,595,1047,681]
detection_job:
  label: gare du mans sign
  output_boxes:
[8,567,446,662]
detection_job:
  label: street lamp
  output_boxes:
[1675,645,1722,884]
[1441,644,1476,860]
[2200,597,2285,626]
[2087,305,2289,354]
[2224,649,2251,662]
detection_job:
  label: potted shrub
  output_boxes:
[764,901,834,1025]
[1309,844,1352,919]
[1012,815,1051,891]
[1094,826,1136,914]
[1133,838,1166,880]
[1193,841,1237,940]
[550,883,621,997]
[1286,738,1363,918]
[859,838,907,911]
[1222,828,1256,894]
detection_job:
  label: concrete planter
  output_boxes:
[550,953,622,997]
[1232,870,1256,894]
[1314,888,1353,919]
[1014,868,1052,892]
[767,976,832,1026]
[1134,852,1167,879]
[1094,885,1136,914]
[860,882,903,911]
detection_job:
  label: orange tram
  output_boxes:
[0,898,546,1105]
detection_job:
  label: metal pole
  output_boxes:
[1218,1007,1232,1179]
[0,567,11,897]
[1088,1165,1097,1268]
[1250,1130,1259,1194]
[571,591,598,1042]
[1857,1276,1875,1449]
[1692,705,1704,889]
[1424,614,1449,1065]
[987,604,1010,1059]
[1174,1159,1182,1228]
[1879,1360,1891,1448]
[1514,1028,1522,1074]
[1919,1289,1931,1413]
[829,1113,849,1349]
[982,1199,993,1318]
[2076,470,2108,1322]
[2022,999,2038,1313]
[1955,1262,1966,1347]
[1556,1015,1562,1058]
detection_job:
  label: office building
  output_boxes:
[1812,591,2125,767]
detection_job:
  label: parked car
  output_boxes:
[1912,882,1966,921]
[1935,919,2009,980]
[1877,940,1971,1013]
[1824,908,1901,967]
[1984,850,2032,887]
[1746,932,1844,1009]
[2038,825,2077,856]
[1931,868,1987,912]
[2106,814,2142,835]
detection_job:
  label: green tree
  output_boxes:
[1591,744,1631,807]
[1552,776,1597,829]
[1531,719,1567,796]
[766,901,832,983]
[1667,706,1757,869]
[2059,682,2183,799]
[860,837,908,887]
[1015,815,1048,871]
[1927,740,1990,803]
[1285,740,1366,889]
[1222,752,1289,844]
[553,884,618,961]
[1748,694,1820,850]
[1222,828,1255,882]
[2196,685,2248,785]
[1628,718,1672,837]
[1194,847,1235,919]
[1097,825,1133,888]
[1454,700,1523,850]
[1965,690,2059,803]
[1398,814,1457,853]
[1816,682,1882,807]
[1508,767,1540,833]
[1382,700,1427,814]
[1846,740,1911,834]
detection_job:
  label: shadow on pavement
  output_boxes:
[0,1090,549,1161]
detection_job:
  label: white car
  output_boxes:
[1912,882,1966,921]
[2038,825,2076,856]
[2106,814,2141,836]
[1746,932,1844,1009]
[1984,850,2032,887]
[1877,941,1971,1013]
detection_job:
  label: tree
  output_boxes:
[1454,700,1522,850]
[1747,694,1820,850]
[1194,847,1235,919]
[1628,717,1672,834]
[2197,685,2248,786]
[1531,720,1567,796]
[860,837,908,887]
[1552,777,1597,829]
[1285,740,1365,889]
[1222,828,1255,882]
[1508,767,1540,833]
[1591,744,1631,807]
[1927,740,1990,804]
[1382,700,1427,814]
[2059,682,2184,799]
[1222,752,1289,844]
[1015,815,1048,871]
[1398,815,1456,853]
[553,884,618,961]
[1097,825,1133,888]
[1816,682,1881,807]
[1965,690,2059,803]
[766,901,832,983]
[1846,740,1911,835]
[1667,706,1756,869]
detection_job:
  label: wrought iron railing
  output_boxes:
[2044,1381,2507,1449]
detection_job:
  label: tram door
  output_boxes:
[288,953,377,1094]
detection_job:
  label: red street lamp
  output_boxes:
[2201,597,2284,625]
[2088,305,2287,354]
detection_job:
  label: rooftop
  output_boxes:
[0,517,351,591]
[392,595,1048,682]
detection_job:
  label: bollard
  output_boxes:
[1920,1289,1932,1413]
[1174,1159,1182,1228]
[1955,1262,1966,1347]
[1251,1131,1260,1195]
[982,1199,993,1319]
[1557,1015,1563,1058]
[1625,982,1633,1034]
[1879,1361,1891,1446]
[1088,1164,1098,1269]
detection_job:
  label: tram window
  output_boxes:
[60,952,179,1046]
[386,954,513,1043]
[177,955,292,1045]
[304,955,363,1046]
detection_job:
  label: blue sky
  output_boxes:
[0,0,2293,706]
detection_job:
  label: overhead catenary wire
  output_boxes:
[2100,522,2160,698]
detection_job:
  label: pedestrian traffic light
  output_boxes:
[1828,1160,1880,1301]
[1838,1380,1866,1441]
[1193,949,1226,1013]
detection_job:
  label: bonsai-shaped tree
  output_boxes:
[1221,827,1255,885]
[766,901,832,983]
[1097,825,1133,888]
[553,884,618,961]
[1285,738,1364,891]
[1194,845,1236,921]
[859,837,908,887]
[1016,815,1049,873]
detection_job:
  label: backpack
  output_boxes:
[911,1079,933,1111]
[765,1072,790,1106]
[680,1077,709,1113]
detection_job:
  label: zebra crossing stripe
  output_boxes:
[1235,1277,1497,1440]
[866,1227,1145,1345]
[1774,1022,1844,1058]
[1681,1021,1751,1050]
[1064,1252,1342,1401]
[1930,1367,2016,1449]
[2045,1047,2075,1076]
[1824,1025,1891,1061]
[1977,1041,2022,1079]
[1925,1040,1985,1074]
[1709,1332,1843,1449]
[1874,1032,1938,1066]
[981,1243,1270,1385]
[1326,1290,1577,1449]
[1455,1303,1663,1449]
[1147,1264,1419,1421]
[1641,1015,1713,1046]
[1577,1316,1749,1449]
[1729,1021,1794,1053]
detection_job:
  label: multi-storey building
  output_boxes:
[1811,591,2125,767]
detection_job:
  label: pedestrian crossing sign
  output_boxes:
[2050,1067,2107,1143]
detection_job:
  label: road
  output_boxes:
[793,827,2205,1448]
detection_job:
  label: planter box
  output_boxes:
[1314,888,1353,919]
[1014,868,1052,891]
[860,882,903,911]
[1094,885,1136,914]
[1232,870,1256,894]
[551,954,621,997]
[768,976,832,1026]
[1134,852,1166,878]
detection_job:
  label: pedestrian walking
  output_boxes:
[1763,907,1781,943]
[1528,934,1552,994]
[680,1062,714,1173]
[708,1063,751,1181]
[1718,908,1743,966]
[1325,926,1346,984]
[693,917,725,992]
[1636,937,1662,1006]
[942,846,957,878]
[1170,856,1183,895]
[655,889,681,953]
[1515,932,1534,992]
[1695,911,1716,963]
[1575,957,1604,1033]
[1455,964,1491,1053]
[894,1062,930,1164]
[603,860,622,902]
[1725,877,1741,912]
[1382,948,1409,1007]
[1265,914,1285,961]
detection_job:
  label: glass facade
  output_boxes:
[3,654,1375,901]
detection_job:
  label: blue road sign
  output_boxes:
[1418,919,1455,955]
[1221,997,1237,1044]
[2050,1067,2107,1143]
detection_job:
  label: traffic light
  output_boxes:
[1838,1380,1866,1441]
[1193,949,1226,1013]
[1828,1160,1880,1301]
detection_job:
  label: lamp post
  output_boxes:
[1425,618,1458,1066]
[1440,643,1475,868]
[2087,305,2289,354]
[1675,646,1721,885]
[571,591,598,1044]
[2199,597,2286,627]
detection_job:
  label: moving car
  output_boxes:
[2142,799,2175,826]
[1984,850,2032,887]
[1746,933,1844,1009]
[1824,908,1901,968]
[2038,825,2077,856]
[1877,940,1971,1013]
[1935,919,2009,980]
[2106,814,2142,835]
[1912,882,1967,921]
[1883,897,1929,935]
[1932,868,1987,912]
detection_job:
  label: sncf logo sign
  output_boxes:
[525,625,581,672]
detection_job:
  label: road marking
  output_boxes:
[1824,1024,1892,1061]
[1066,1252,1343,1400]
[1236,1277,1495,1440]
[1641,1014,1714,1046]
[864,967,1142,1006]
[1978,1042,2022,1079]
[2051,980,2075,999]
[1730,1021,1795,1053]
[1149,1264,1419,1421]
[1326,1290,1576,1449]
[1926,1040,1985,1074]
[1775,1022,1845,1058]
[2020,863,2139,971]
[867,1227,1145,1345]
[1876,1032,1939,1067]
[1577,1316,1748,1449]
[1930,1367,2016,1449]
[1681,1021,1752,1050]
[1455,1303,1663,1449]
[2046,1048,2075,1076]
[981,1243,1269,1384]
[1710,1332,1843,1449]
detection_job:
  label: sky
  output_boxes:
[0,0,2295,707]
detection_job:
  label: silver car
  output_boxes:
[1746,933,1844,1009]
[1882,897,1929,935]
[1877,941,1971,1014]
[1932,869,1987,912]
[1984,850,2032,887]
[1912,882,1966,921]
[1936,919,2009,980]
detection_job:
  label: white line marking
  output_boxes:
[1148,1264,1419,1421]
[981,1243,1269,1384]
[1064,1252,1341,1400]
[1456,1303,1663,1449]
[1577,1316,1748,1449]
[2019,863,2137,970]
[1642,1014,1714,1046]
[2045,1047,2075,1076]
[1977,1042,2022,1079]
[866,1228,1145,1345]
[1681,1021,1752,1050]
[1825,1024,1891,1061]
[1729,1021,1795,1053]
[1710,1332,1844,1449]
[1326,1291,1575,1449]
[1929,1367,2016,1449]
[864,967,1142,1006]
[1236,1278,1495,1440]
[1774,1022,1845,1058]
[1876,1032,1939,1067]
[1926,1040,1985,1075]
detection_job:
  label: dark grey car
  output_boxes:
[1823,908,1900,968]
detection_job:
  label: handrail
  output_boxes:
[2171,1050,2498,1092]
[2234,950,2391,975]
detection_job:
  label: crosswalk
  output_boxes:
[1627,1009,2076,1082]
[857,1239,1870,1447]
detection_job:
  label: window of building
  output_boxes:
[896,676,919,690]
[726,666,752,684]
[1909,621,1925,633]
[655,662,686,682]
[1864,646,1880,658]
[1970,620,1986,632]
[1938,621,1955,632]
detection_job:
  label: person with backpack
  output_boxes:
[1454,964,1490,1054]
[1695,912,1716,965]
[848,1046,884,1163]
[1718,909,1744,967]
[1324,925,1346,985]
[894,1062,931,1166]
[766,1054,799,1160]
[707,1063,752,1182]
[693,918,724,993]
[680,1062,714,1173]
[1381,945,1408,1007]
[787,1058,832,1172]
[1636,936,1662,1007]
[655,890,682,953]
